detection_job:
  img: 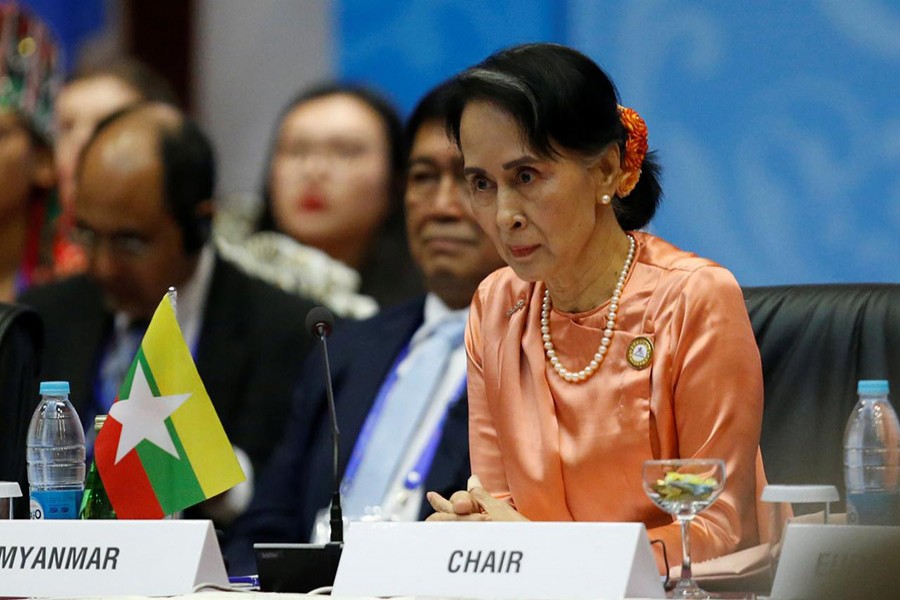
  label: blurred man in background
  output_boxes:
[22,103,317,526]
[52,58,178,276]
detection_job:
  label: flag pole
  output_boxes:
[164,286,182,521]
[167,287,178,318]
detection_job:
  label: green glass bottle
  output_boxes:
[79,415,116,519]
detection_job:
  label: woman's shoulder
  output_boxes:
[634,231,742,296]
[635,232,744,318]
[635,231,717,272]
[638,230,736,274]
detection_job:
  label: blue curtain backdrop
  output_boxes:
[19,0,106,71]
[20,0,105,72]
[338,0,900,285]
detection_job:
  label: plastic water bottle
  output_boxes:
[843,379,900,525]
[26,381,86,519]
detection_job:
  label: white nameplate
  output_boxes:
[770,523,900,599]
[333,521,664,599]
[0,520,227,598]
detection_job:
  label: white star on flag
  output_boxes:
[108,360,191,464]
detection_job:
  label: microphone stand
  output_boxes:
[306,308,343,590]
[254,307,344,593]
[318,330,344,546]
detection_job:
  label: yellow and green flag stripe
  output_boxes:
[95,295,245,518]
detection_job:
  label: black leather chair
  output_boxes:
[743,284,900,513]
[0,303,43,518]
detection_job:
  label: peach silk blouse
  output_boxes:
[466,231,770,567]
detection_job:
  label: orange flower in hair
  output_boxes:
[616,105,648,198]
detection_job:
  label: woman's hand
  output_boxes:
[425,488,488,521]
[425,475,529,522]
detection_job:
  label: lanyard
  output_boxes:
[402,376,467,490]
[341,342,466,495]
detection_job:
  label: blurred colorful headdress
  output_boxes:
[0,1,62,141]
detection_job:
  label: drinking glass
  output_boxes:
[643,458,726,599]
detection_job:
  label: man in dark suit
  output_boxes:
[225,82,506,573]
[21,103,317,523]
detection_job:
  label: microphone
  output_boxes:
[252,307,343,593]
[305,306,342,544]
[305,306,334,338]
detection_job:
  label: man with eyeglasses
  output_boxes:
[21,103,318,525]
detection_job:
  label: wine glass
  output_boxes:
[643,458,726,599]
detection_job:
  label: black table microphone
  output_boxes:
[252,309,345,593]
[305,306,343,544]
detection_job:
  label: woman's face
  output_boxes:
[459,100,615,287]
[268,93,394,262]
[0,111,51,219]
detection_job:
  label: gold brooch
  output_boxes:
[506,299,525,317]
[627,337,653,370]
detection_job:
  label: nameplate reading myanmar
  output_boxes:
[333,521,664,599]
[0,520,227,597]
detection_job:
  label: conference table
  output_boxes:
[8,513,899,599]
[67,595,686,600]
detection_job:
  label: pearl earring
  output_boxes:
[600,194,612,205]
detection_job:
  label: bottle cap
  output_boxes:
[858,380,889,395]
[39,381,70,395]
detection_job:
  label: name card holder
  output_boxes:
[0,520,227,598]
[333,521,665,600]
[770,523,900,599]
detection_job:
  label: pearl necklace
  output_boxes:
[541,234,636,383]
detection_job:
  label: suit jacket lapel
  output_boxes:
[69,280,111,417]
[194,258,249,424]
[419,390,470,519]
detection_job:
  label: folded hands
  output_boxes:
[425,475,529,522]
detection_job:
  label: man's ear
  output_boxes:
[30,144,56,190]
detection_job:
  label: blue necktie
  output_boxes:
[98,322,146,411]
[85,322,145,459]
[343,316,466,517]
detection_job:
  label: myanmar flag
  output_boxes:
[95,294,245,518]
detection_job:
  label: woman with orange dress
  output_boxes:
[427,43,774,571]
